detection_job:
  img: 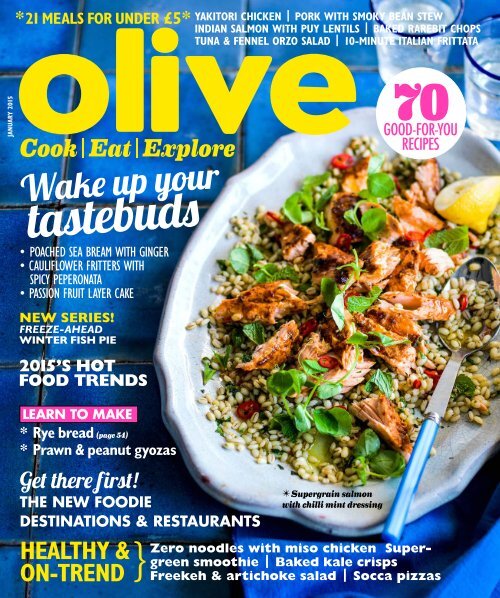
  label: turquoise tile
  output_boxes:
[0,211,54,363]
[66,74,238,203]
[33,364,230,543]
[0,370,38,542]
[46,207,205,361]
[0,547,25,598]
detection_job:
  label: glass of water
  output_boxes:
[464,16,500,141]
[370,0,464,82]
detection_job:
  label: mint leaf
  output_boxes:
[367,172,395,198]
[202,358,216,385]
[369,331,409,347]
[302,172,330,192]
[424,226,469,256]
[302,359,329,376]
[229,247,251,274]
[269,413,298,442]
[283,192,313,224]
[213,345,232,369]
[313,407,352,437]
[246,244,263,262]
[354,429,381,458]
[294,404,313,433]
[242,322,266,345]
[316,382,342,399]
[365,369,393,396]
[254,264,299,283]
[321,277,337,307]
[347,331,369,346]
[361,208,387,240]
[369,450,405,477]
[347,286,382,313]
[331,292,346,331]
[452,374,476,397]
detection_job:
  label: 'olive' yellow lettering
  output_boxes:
[19,55,108,134]
[270,54,356,134]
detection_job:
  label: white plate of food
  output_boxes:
[155,107,500,536]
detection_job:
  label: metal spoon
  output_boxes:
[383,255,500,543]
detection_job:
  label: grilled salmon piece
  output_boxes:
[312,242,354,283]
[366,303,422,344]
[420,248,455,277]
[350,395,412,461]
[324,193,365,245]
[323,355,375,394]
[341,156,369,194]
[281,223,316,261]
[237,321,299,371]
[415,158,441,208]
[320,312,356,349]
[353,313,417,376]
[381,292,456,321]
[298,332,331,363]
[359,241,400,287]
[214,281,309,325]
[393,196,444,234]
[385,247,420,293]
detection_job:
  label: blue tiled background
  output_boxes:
[0,0,498,596]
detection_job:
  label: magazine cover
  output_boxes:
[1,0,499,596]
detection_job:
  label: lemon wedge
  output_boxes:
[434,176,500,234]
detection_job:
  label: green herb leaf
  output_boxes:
[424,225,469,256]
[369,450,406,477]
[361,208,387,240]
[246,244,264,262]
[242,322,266,345]
[365,369,393,396]
[254,263,300,283]
[269,413,298,442]
[302,359,329,376]
[368,154,385,174]
[213,345,232,369]
[201,358,216,385]
[452,374,476,398]
[367,172,395,198]
[216,259,227,271]
[294,404,313,433]
[344,208,361,228]
[347,286,382,313]
[267,369,306,398]
[283,192,313,225]
[313,407,352,437]
[316,184,338,211]
[330,292,346,331]
[230,328,245,348]
[354,455,369,484]
[229,247,251,274]
[354,429,381,458]
[347,331,369,346]
[302,172,330,192]
[316,382,342,399]
[321,277,337,307]
[369,331,409,347]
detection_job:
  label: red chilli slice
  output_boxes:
[404,230,425,243]
[412,379,422,389]
[318,355,340,369]
[236,400,261,420]
[330,153,355,170]
[459,294,468,311]
[266,211,285,226]
[299,318,318,337]
[424,369,442,388]
[335,233,352,252]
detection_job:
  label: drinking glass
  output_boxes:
[370,0,464,82]
[464,15,500,141]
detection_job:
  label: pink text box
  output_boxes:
[20,406,137,423]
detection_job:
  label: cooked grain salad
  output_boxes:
[188,136,500,487]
